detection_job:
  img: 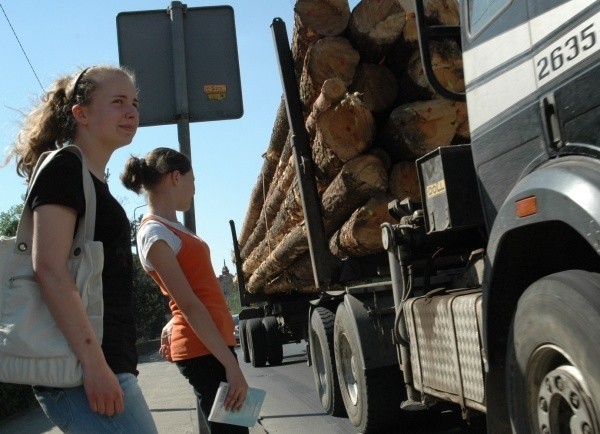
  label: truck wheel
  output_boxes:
[239,319,250,363]
[334,303,402,433]
[262,316,283,366]
[309,306,345,417]
[507,270,600,434]
[247,318,267,368]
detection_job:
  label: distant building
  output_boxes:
[217,260,234,295]
[217,260,241,312]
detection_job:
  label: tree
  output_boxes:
[0,202,23,237]
[132,255,169,340]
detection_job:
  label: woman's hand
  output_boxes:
[159,319,174,361]
[83,362,124,416]
[224,365,249,412]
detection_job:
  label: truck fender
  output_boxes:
[342,294,399,371]
[483,155,600,434]
[487,155,600,264]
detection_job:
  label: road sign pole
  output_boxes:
[168,1,196,232]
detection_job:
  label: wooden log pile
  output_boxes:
[238,0,467,294]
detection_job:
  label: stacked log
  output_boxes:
[237,100,289,248]
[299,36,360,108]
[329,192,397,257]
[238,0,465,294]
[247,153,388,293]
[348,0,407,63]
[292,0,352,74]
[380,99,459,160]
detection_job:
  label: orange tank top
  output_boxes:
[142,218,235,361]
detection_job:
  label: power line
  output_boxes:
[0,2,44,92]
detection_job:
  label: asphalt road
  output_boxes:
[1,343,487,434]
[240,342,488,434]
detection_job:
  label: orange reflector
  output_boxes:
[516,196,538,218]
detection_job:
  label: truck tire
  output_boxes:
[239,319,250,363]
[309,306,345,417]
[262,316,283,366]
[334,303,403,433]
[247,318,267,368]
[507,270,600,434]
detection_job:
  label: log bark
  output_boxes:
[348,0,407,63]
[389,161,420,202]
[380,99,458,161]
[263,253,315,294]
[299,37,360,108]
[246,153,388,293]
[238,99,288,250]
[292,0,352,75]
[312,92,376,185]
[242,180,304,277]
[240,144,294,261]
[350,63,399,113]
[368,147,392,171]
[329,193,397,258]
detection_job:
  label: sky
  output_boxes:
[0,1,356,275]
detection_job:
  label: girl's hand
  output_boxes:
[159,320,174,361]
[224,365,248,412]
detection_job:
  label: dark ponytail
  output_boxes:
[121,147,191,194]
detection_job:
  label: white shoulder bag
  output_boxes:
[0,145,103,387]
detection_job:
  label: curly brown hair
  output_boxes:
[5,65,135,180]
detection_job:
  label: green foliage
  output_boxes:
[0,202,23,237]
[132,255,169,340]
[219,274,242,314]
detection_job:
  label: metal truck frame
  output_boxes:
[231,1,600,432]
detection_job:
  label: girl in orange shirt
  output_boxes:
[121,147,248,433]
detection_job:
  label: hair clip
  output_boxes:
[70,67,91,104]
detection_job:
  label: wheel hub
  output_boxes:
[537,365,599,434]
[340,332,358,406]
[312,331,327,398]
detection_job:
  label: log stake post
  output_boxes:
[271,18,338,289]
[229,220,262,305]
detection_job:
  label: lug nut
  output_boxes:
[539,397,548,412]
[570,392,579,409]
[582,423,592,434]
[541,425,549,434]
[555,376,565,391]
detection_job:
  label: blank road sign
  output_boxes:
[117,5,243,127]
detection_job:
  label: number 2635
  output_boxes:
[537,23,596,80]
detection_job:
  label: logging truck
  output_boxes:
[230,0,600,432]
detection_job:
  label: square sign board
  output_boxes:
[117,5,243,127]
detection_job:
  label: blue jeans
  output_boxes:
[33,373,157,434]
